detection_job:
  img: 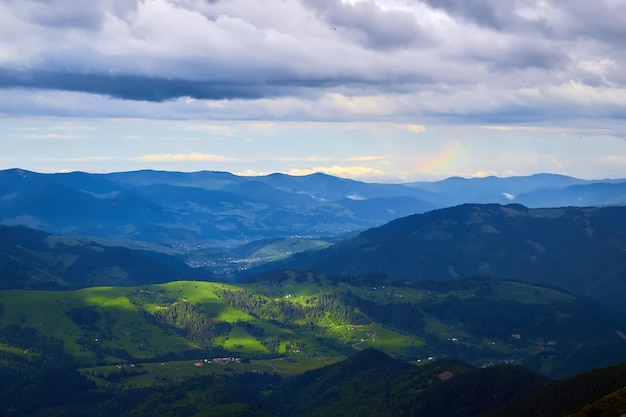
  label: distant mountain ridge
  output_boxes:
[2,169,625,251]
[0,168,439,246]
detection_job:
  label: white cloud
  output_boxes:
[134,152,235,162]
[20,133,85,140]
[273,155,386,163]
[349,155,387,162]
[275,156,334,162]
[396,124,427,134]
[234,168,273,177]
[288,165,385,178]
[452,170,499,179]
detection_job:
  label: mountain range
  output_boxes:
[3,168,626,312]
[2,169,626,250]
[2,168,626,416]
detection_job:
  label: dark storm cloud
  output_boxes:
[0,68,363,101]
[0,69,255,101]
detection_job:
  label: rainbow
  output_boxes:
[418,141,466,175]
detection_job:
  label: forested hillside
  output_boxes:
[259,204,626,314]
[4,346,626,417]
[0,225,209,289]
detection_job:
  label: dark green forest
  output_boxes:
[3,347,626,417]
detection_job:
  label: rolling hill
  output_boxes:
[270,349,550,417]
[0,224,209,289]
[0,273,624,380]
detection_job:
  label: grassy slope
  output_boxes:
[232,237,332,266]
[0,275,624,389]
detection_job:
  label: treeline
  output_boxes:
[153,301,231,346]
[236,321,282,353]
[127,296,231,347]
[96,372,280,417]
[0,324,94,416]
[340,291,425,335]
[3,346,626,417]
[480,361,626,417]
[0,324,68,365]
[216,289,366,327]
[269,349,550,417]
[65,306,102,332]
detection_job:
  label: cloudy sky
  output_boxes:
[1,0,625,182]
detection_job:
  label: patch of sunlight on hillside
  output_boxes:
[156,281,235,303]
[222,325,269,354]
[217,307,255,323]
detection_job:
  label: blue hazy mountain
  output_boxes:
[257,172,440,201]
[407,173,596,205]
[516,181,626,207]
[0,169,438,244]
[1,168,624,248]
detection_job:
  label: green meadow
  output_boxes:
[0,274,620,385]
[80,356,343,389]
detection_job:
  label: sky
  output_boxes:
[1,0,626,182]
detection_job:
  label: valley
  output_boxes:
[1,169,626,416]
